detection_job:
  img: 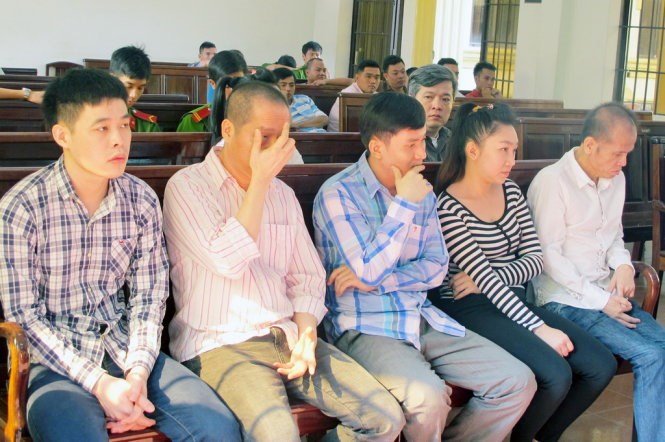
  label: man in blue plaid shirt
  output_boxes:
[0,69,240,441]
[313,92,536,442]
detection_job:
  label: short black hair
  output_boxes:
[42,68,128,129]
[437,57,458,66]
[581,102,639,142]
[226,81,288,129]
[273,67,295,81]
[406,67,418,76]
[109,46,151,80]
[276,55,297,68]
[360,92,425,149]
[382,55,404,72]
[208,50,248,84]
[302,41,322,55]
[357,59,380,74]
[199,41,216,53]
[473,61,497,77]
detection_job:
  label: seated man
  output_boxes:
[177,50,247,132]
[408,64,457,161]
[313,92,536,441]
[304,57,328,85]
[436,57,465,98]
[274,67,328,132]
[465,61,502,98]
[381,55,407,93]
[265,40,323,80]
[163,81,405,441]
[327,59,381,132]
[109,46,160,132]
[527,102,665,441]
[0,68,240,441]
[188,41,217,67]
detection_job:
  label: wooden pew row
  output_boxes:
[337,93,652,132]
[0,132,365,166]
[294,84,346,116]
[0,132,211,166]
[0,101,199,132]
[338,93,568,132]
[84,59,208,104]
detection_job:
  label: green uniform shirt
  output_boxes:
[177,104,211,132]
[130,107,161,132]
[292,67,307,80]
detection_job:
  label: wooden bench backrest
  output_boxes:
[0,101,200,132]
[294,84,346,116]
[84,59,208,104]
[0,133,212,167]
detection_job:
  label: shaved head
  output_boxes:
[582,102,638,143]
[226,81,288,128]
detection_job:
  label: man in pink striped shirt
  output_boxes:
[162,81,404,441]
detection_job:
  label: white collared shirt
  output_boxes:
[162,147,327,362]
[527,147,633,310]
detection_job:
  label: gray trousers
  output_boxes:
[190,327,405,442]
[336,322,537,442]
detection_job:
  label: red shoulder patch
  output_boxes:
[191,106,211,123]
[132,108,158,123]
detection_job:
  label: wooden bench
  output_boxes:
[338,94,567,132]
[294,84,346,116]
[0,101,200,132]
[0,132,212,166]
[292,132,365,163]
[84,60,208,104]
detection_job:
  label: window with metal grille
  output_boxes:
[615,0,665,115]
[477,0,520,98]
[349,0,404,77]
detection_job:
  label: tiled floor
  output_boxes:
[560,257,664,441]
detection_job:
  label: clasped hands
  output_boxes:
[93,366,155,433]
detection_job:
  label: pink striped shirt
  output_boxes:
[163,147,328,362]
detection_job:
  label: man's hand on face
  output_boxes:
[392,165,432,203]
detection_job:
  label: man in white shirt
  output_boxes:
[527,102,665,441]
[327,59,381,132]
[162,81,404,441]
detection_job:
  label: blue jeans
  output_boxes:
[27,352,241,442]
[544,300,665,441]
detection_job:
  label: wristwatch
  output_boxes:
[21,87,31,100]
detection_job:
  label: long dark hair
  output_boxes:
[210,69,278,141]
[434,102,517,194]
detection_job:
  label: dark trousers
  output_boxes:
[434,292,617,442]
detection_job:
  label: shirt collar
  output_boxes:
[53,156,118,212]
[357,152,383,198]
[566,147,612,190]
[53,157,77,200]
[205,145,235,190]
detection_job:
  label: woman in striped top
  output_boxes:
[430,103,617,442]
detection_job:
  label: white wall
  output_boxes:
[0,0,353,75]
[514,0,622,107]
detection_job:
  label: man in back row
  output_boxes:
[466,61,502,98]
[408,64,457,161]
[163,81,404,441]
[188,41,217,67]
[327,59,381,132]
[0,68,240,441]
[110,46,161,132]
[274,67,328,132]
[381,55,408,93]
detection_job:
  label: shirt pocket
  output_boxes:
[259,224,297,276]
[400,224,423,262]
[107,238,137,280]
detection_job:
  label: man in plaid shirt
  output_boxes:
[0,69,240,441]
